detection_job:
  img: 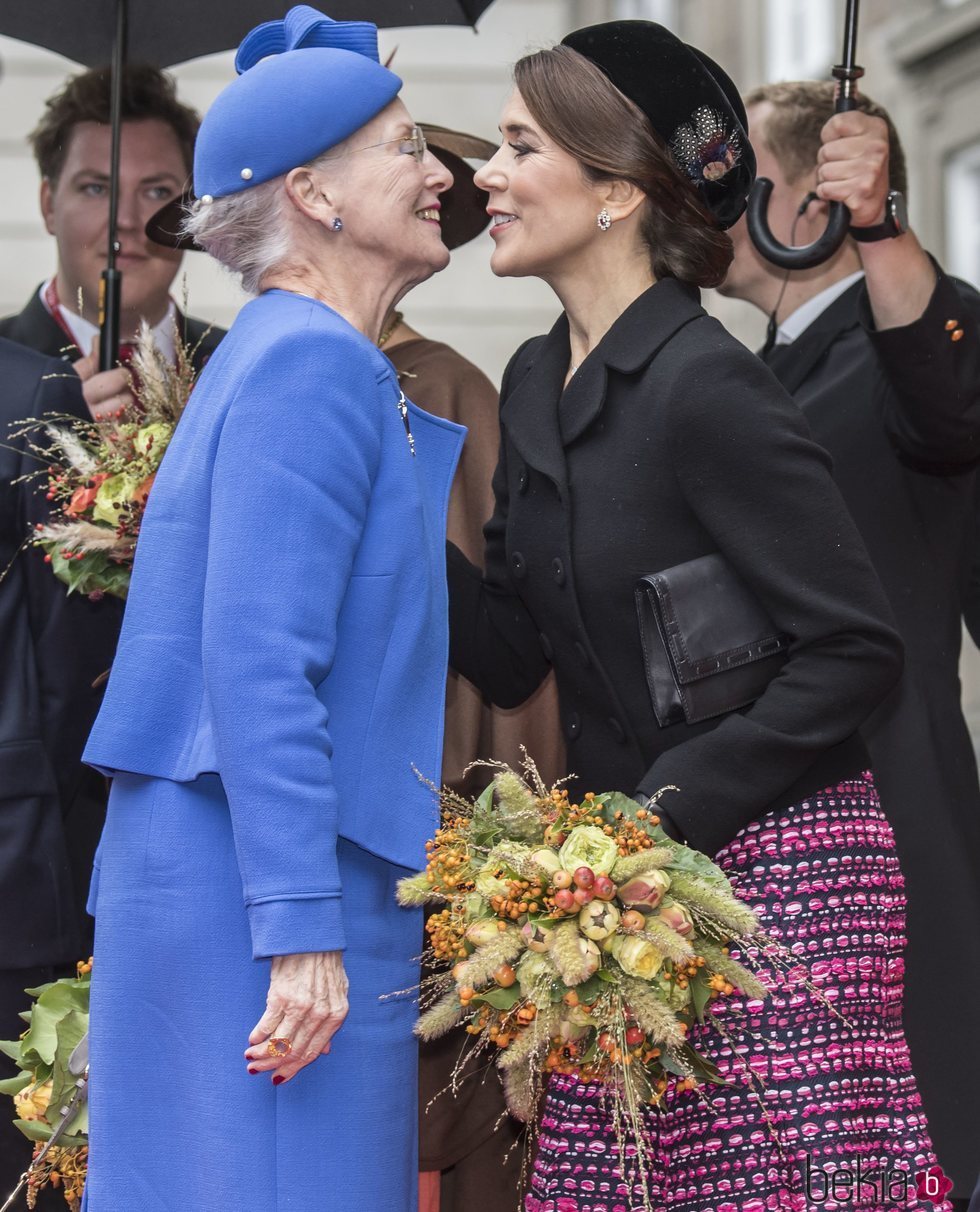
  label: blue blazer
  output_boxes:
[84,291,465,958]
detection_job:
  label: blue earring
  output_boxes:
[332,217,343,232]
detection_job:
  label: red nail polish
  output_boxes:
[247,1067,258,1075]
[273,1075,285,1086]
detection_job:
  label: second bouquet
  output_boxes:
[398,760,770,1142]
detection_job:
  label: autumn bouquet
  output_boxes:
[399,760,769,1200]
[0,961,91,1210]
[15,320,200,600]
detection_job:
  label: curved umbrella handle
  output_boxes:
[747,0,863,271]
[746,181,851,271]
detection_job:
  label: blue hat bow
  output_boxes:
[235,5,381,73]
[194,5,400,200]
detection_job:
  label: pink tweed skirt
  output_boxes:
[525,774,951,1212]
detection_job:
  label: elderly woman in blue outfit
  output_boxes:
[80,8,462,1209]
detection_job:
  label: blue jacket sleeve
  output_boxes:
[201,326,382,959]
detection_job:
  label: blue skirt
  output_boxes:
[82,772,421,1211]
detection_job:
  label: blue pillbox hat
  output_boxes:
[194,5,402,201]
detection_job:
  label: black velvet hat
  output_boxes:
[561,21,755,230]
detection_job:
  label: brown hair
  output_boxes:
[745,80,907,196]
[514,45,733,288]
[30,64,200,184]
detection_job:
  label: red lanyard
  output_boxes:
[43,279,82,354]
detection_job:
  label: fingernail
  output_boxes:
[272,1075,285,1086]
[248,1067,258,1075]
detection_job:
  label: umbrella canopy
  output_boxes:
[0,0,495,68]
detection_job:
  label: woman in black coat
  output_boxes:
[450,22,952,1212]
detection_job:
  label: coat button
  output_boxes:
[574,641,590,668]
[552,557,566,586]
[517,466,529,494]
[510,551,526,579]
[539,632,554,661]
[608,716,626,744]
[565,712,581,741]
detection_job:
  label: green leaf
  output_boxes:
[659,1050,687,1077]
[595,966,618,983]
[629,1064,654,1104]
[0,1038,26,1062]
[663,844,731,889]
[22,982,57,999]
[13,1117,52,1143]
[678,1042,728,1087]
[603,791,640,819]
[48,1008,88,1124]
[475,783,496,813]
[13,1118,88,1149]
[472,986,522,1010]
[0,1072,31,1096]
[574,973,607,1003]
[32,1063,53,1087]
[690,973,712,1025]
[19,983,77,1066]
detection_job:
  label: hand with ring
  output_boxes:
[244,951,349,1085]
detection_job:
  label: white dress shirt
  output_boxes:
[775,270,866,346]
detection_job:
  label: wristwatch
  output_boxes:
[850,190,909,242]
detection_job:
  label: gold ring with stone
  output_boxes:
[267,1037,292,1059]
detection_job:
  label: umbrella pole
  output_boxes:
[98,0,127,372]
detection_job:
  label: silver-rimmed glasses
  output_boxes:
[325,125,428,164]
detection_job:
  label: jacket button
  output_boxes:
[608,716,626,744]
[565,712,581,741]
[552,557,566,586]
[517,466,529,494]
[539,632,554,661]
[574,641,590,668]
[510,551,526,579]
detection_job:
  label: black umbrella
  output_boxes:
[746,0,863,270]
[0,0,495,68]
[0,0,497,368]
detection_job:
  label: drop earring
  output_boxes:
[596,208,612,231]
[332,217,343,232]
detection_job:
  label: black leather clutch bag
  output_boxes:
[634,552,790,727]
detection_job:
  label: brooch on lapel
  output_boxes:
[396,389,416,457]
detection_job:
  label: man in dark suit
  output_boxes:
[0,67,224,1198]
[0,338,114,1204]
[0,63,220,371]
[719,81,980,1206]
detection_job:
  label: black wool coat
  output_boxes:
[0,297,224,970]
[449,278,903,860]
[0,338,122,968]
[763,269,980,1194]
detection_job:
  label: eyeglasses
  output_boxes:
[326,125,428,165]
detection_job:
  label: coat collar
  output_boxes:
[761,278,864,394]
[501,278,704,486]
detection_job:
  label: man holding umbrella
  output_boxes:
[0,63,221,379]
[0,63,226,1207]
[720,82,980,1206]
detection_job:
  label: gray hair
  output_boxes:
[182,175,293,295]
